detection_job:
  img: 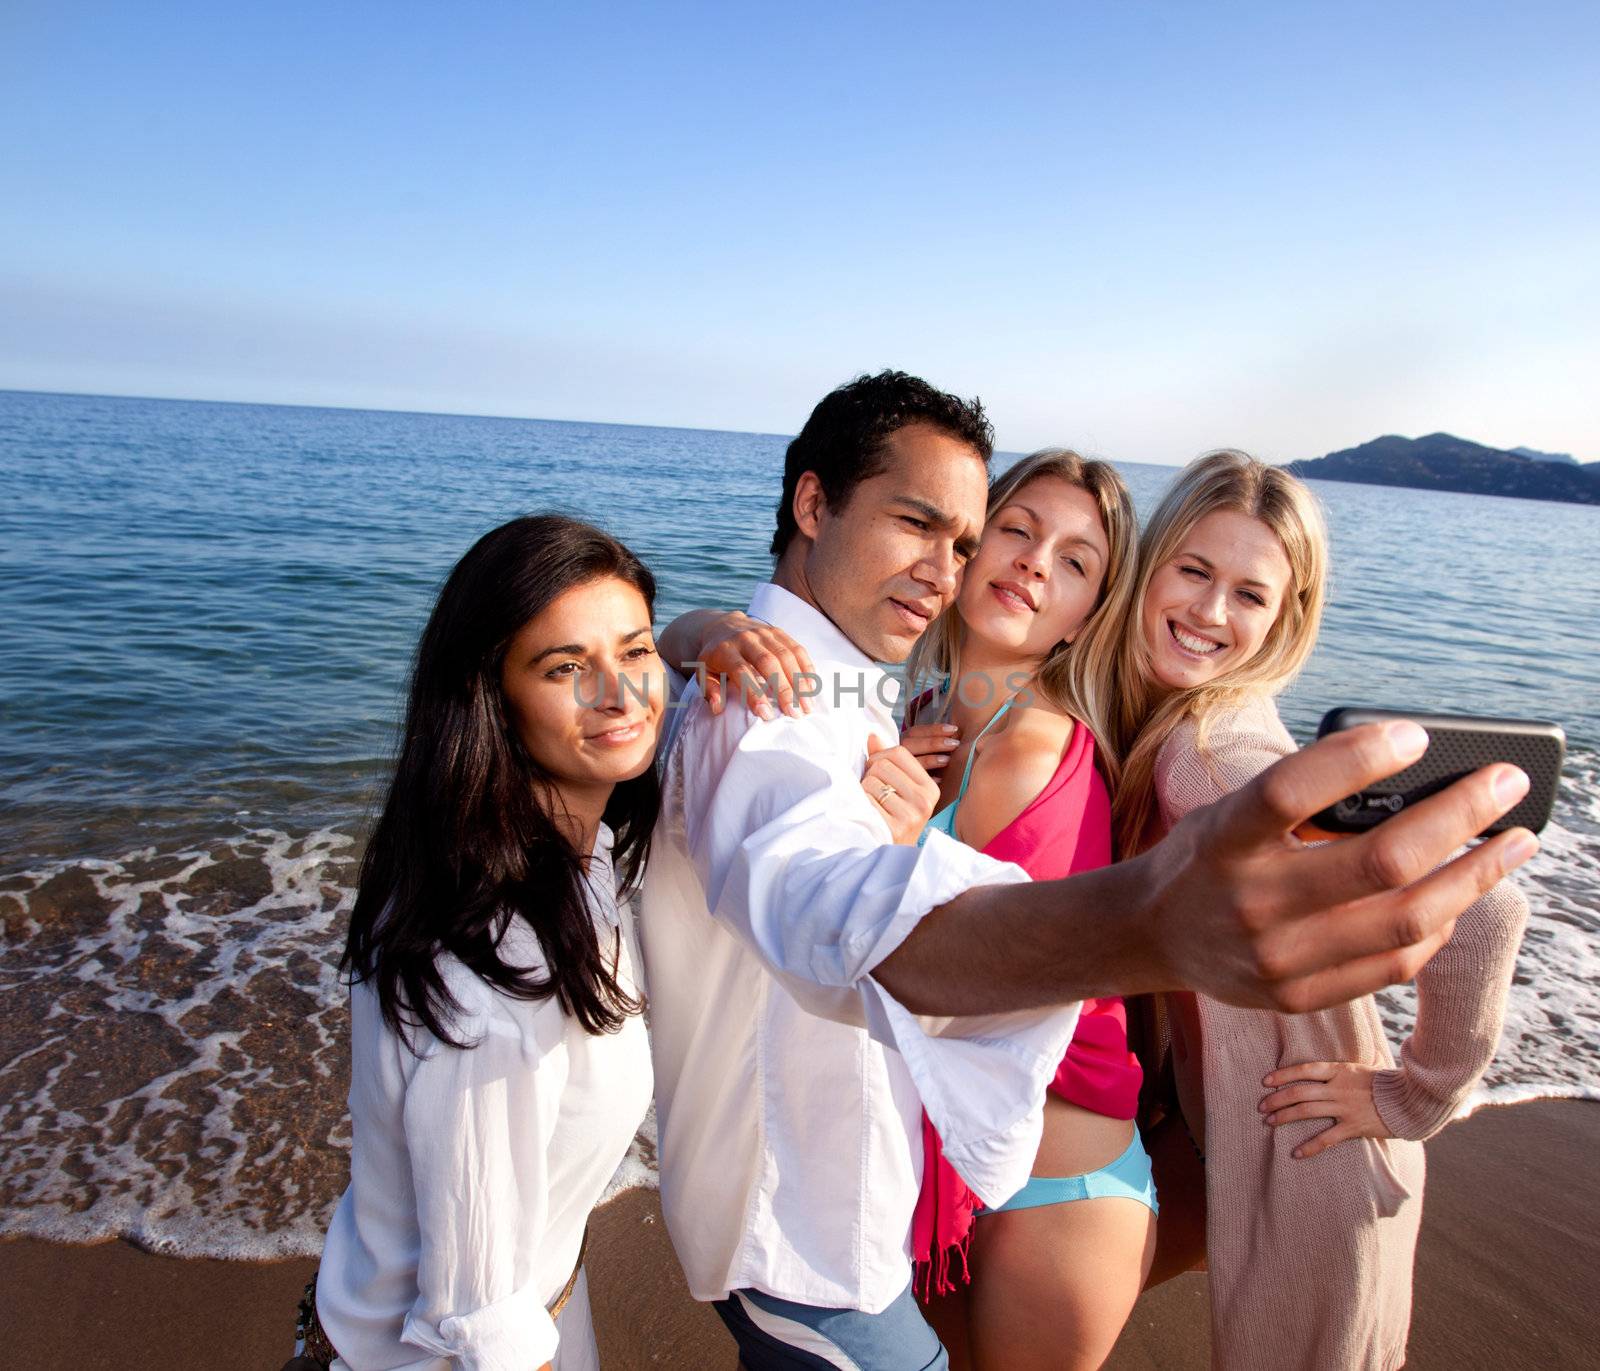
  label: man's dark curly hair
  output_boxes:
[770,370,995,557]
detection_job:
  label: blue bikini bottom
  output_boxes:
[980,1131,1159,1217]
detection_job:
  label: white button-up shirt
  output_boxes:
[640,582,1080,1314]
[318,827,652,1371]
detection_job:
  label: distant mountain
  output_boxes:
[1285,433,1600,506]
[1510,445,1579,466]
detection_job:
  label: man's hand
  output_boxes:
[1142,718,1537,1012]
[875,718,1539,1018]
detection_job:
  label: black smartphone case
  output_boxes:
[1311,707,1565,836]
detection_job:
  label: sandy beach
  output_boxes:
[2,1098,1593,1370]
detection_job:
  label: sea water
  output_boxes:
[1,389,1596,1257]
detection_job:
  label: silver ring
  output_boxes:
[875,783,897,805]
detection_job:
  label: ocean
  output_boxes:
[1,389,1596,1259]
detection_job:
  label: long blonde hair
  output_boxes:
[1113,450,1329,854]
[908,448,1139,790]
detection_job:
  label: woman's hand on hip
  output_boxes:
[862,737,943,844]
[1259,1061,1392,1158]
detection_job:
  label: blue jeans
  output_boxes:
[712,1280,948,1371]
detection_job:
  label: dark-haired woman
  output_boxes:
[309,514,665,1371]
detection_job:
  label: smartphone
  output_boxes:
[1312,707,1565,836]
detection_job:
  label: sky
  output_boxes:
[1,1,1596,463]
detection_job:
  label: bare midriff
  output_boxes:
[1031,1095,1137,1177]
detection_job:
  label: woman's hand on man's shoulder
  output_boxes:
[664,609,817,720]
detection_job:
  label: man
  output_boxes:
[640,371,1534,1369]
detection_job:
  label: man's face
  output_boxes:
[799,422,989,662]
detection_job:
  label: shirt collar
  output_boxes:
[746,581,902,714]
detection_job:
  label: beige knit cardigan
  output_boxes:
[1155,693,1529,1371]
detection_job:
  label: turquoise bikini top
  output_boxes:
[917,695,1016,847]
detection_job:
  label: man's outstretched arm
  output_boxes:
[877,719,1537,1016]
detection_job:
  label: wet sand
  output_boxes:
[2,1098,1594,1369]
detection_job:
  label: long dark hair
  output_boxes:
[343,513,659,1049]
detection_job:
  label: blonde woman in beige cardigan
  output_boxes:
[1112,450,1529,1371]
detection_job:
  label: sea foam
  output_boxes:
[1,754,1596,1260]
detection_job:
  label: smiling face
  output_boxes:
[1140,508,1294,696]
[794,421,990,663]
[957,474,1110,662]
[499,575,666,815]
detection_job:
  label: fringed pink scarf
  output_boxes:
[912,1112,981,1298]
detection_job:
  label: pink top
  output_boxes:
[910,706,1139,1294]
[982,719,1139,1120]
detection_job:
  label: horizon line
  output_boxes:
[0,385,803,445]
[0,385,1210,468]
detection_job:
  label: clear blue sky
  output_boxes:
[2,1,1595,462]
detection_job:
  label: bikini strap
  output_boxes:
[954,696,1016,804]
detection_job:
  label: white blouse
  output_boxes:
[317,826,652,1371]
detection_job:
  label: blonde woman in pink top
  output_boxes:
[891,449,1154,1371]
[1112,450,1530,1370]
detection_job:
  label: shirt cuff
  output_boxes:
[1371,1067,1459,1142]
[402,1279,559,1371]
[858,827,1081,1209]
